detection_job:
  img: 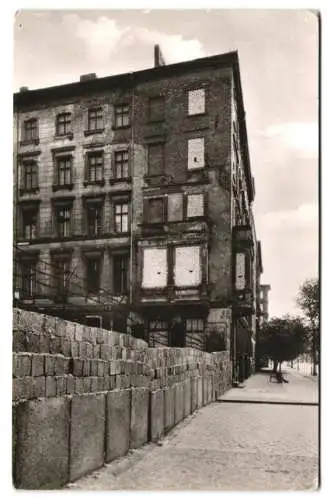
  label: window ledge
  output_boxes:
[20,139,40,146]
[54,133,74,140]
[19,187,39,196]
[112,125,131,131]
[112,231,130,237]
[84,129,105,137]
[52,184,74,192]
[147,118,165,124]
[186,112,207,118]
[84,180,105,187]
[141,221,165,228]
[110,177,132,185]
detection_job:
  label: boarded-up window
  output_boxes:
[188,89,205,115]
[145,198,164,223]
[174,246,201,287]
[235,253,246,290]
[149,96,165,122]
[142,248,167,288]
[168,193,183,222]
[188,138,204,170]
[148,143,164,176]
[187,194,204,218]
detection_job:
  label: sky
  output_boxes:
[13,9,319,319]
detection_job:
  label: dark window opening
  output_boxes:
[56,206,72,238]
[56,113,72,136]
[53,259,71,295]
[22,162,38,191]
[114,202,129,233]
[112,316,127,333]
[86,257,101,293]
[23,118,38,141]
[19,260,37,297]
[88,108,103,131]
[87,152,104,183]
[170,320,186,347]
[114,104,130,128]
[22,208,38,240]
[86,203,103,237]
[57,157,72,186]
[114,150,129,179]
[113,254,129,294]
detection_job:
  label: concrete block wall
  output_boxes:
[12,308,232,489]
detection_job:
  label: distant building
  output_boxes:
[260,284,271,324]
[13,45,264,382]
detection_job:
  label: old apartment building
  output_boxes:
[13,46,265,380]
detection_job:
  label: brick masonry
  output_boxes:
[12,308,232,489]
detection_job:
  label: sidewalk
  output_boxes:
[219,368,318,405]
[68,368,319,491]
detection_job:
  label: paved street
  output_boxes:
[67,369,319,491]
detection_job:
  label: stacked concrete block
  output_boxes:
[12,309,233,490]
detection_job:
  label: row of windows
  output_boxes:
[145,192,205,224]
[19,137,206,193]
[19,189,205,242]
[19,200,130,241]
[17,253,129,297]
[21,89,206,142]
[20,150,130,192]
[17,243,204,299]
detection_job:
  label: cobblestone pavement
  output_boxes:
[68,369,319,491]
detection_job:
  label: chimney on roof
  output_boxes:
[19,86,29,92]
[79,73,97,82]
[154,44,166,68]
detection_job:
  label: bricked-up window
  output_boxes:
[19,259,37,297]
[56,113,72,136]
[187,138,205,170]
[167,193,184,222]
[185,319,204,349]
[114,151,129,179]
[113,254,129,294]
[188,89,205,115]
[53,258,71,295]
[86,203,103,237]
[22,161,38,191]
[56,206,72,238]
[86,257,101,293]
[148,143,164,176]
[235,252,246,290]
[114,104,130,128]
[145,197,164,223]
[187,194,204,218]
[114,202,129,233]
[22,206,38,240]
[174,245,201,287]
[23,118,38,141]
[148,96,165,122]
[88,108,103,131]
[56,157,72,186]
[142,248,168,289]
[87,152,104,183]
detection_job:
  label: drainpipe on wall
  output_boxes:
[128,76,135,330]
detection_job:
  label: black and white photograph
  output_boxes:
[11,6,320,492]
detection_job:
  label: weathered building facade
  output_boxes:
[13,47,263,381]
